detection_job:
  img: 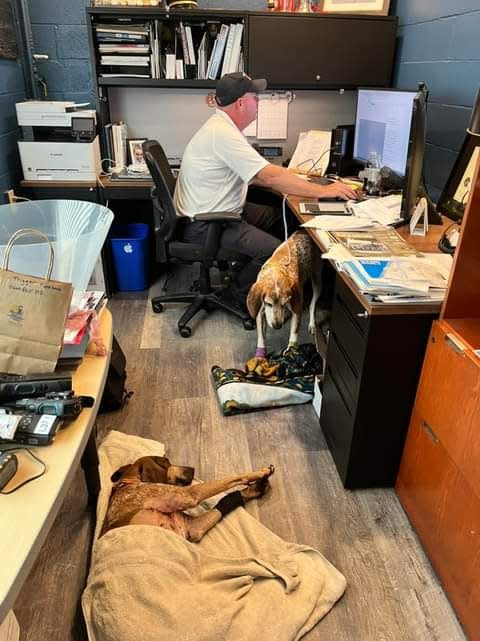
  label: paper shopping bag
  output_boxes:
[0,228,73,374]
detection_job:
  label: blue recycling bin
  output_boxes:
[109,223,149,291]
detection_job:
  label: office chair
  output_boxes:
[143,140,255,337]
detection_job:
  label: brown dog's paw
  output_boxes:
[241,478,271,500]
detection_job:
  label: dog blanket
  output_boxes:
[82,431,346,641]
[211,343,323,416]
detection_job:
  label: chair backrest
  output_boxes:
[143,140,179,262]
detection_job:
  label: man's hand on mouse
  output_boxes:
[320,181,359,201]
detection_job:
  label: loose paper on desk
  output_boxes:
[349,194,402,226]
[256,94,289,139]
[288,130,331,175]
[302,214,375,231]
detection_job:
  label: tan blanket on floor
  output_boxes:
[82,431,347,641]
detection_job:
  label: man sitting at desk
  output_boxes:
[174,72,357,310]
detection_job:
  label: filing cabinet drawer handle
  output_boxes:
[422,420,439,444]
[357,311,368,318]
[445,333,466,355]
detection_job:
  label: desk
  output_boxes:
[98,175,152,202]
[288,195,450,489]
[0,309,112,624]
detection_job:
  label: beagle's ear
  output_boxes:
[110,464,131,483]
[247,283,263,319]
[290,283,303,315]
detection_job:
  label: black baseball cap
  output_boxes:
[215,72,267,107]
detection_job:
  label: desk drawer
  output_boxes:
[320,365,355,484]
[331,291,367,373]
[327,329,358,412]
[335,277,369,334]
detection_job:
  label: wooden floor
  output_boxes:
[14,268,467,641]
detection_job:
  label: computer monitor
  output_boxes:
[353,88,417,176]
[401,85,442,224]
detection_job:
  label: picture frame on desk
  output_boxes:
[127,138,148,166]
[437,135,480,221]
[319,0,390,15]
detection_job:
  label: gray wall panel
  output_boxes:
[109,88,356,161]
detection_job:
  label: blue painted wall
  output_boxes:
[27,0,95,104]
[0,1,27,203]
[391,0,480,200]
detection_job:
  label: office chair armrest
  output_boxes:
[193,212,241,223]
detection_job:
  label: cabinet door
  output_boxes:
[397,409,480,641]
[413,321,480,493]
[248,15,396,89]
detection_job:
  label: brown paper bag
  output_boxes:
[0,228,74,375]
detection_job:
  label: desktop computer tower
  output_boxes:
[327,125,361,177]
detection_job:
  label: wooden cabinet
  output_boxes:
[396,157,480,641]
[248,14,397,89]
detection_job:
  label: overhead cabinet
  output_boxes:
[247,14,397,89]
[87,8,397,90]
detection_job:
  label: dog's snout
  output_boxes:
[272,321,283,330]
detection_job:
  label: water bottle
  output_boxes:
[365,151,381,196]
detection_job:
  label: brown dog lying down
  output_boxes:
[101,456,275,543]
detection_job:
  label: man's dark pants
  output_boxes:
[182,201,291,303]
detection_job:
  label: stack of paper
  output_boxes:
[341,254,452,302]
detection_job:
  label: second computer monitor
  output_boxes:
[353,88,417,176]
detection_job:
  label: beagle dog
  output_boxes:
[247,230,325,357]
[102,455,274,543]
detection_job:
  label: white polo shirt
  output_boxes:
[174,110,269,219]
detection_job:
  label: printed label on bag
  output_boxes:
[0,415,21,440]
[123,243,133,254]
[33,415,57,435]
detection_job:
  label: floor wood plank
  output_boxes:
[13,292,466,641]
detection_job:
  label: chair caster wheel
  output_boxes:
[242,318,255,331]
[179,326,192,338]
[152,301,163,313]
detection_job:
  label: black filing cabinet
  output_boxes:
[320,276,436,489]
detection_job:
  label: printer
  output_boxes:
[16,101,101,181]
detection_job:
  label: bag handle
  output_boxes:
[2,228,54,280]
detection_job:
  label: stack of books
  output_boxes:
[96,23,151,78]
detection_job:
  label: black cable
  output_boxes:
[0,446,46,494]
[308,144,341,175]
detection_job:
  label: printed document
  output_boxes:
[257,94,289,139]
[288,130,332,176]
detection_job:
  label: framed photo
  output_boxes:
[437,135,480,221]
[320,0,390,15]
[127,139,147,166]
